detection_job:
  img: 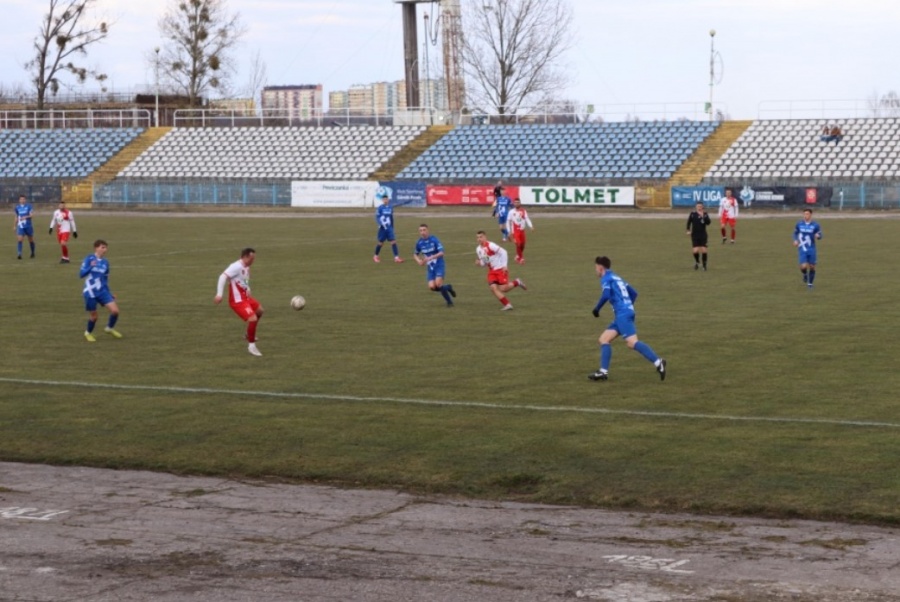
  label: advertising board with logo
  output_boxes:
[426,185,520,206]
[291,181,378,208]
[519,186,635,206]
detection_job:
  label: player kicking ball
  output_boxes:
[215,247,264,356]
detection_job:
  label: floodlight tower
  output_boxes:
[394,0,433,110]
[393,0,466,115]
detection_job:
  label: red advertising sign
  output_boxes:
[805,188,818,204]
[426,185,520,206]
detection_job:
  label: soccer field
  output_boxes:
[2,211,899,524]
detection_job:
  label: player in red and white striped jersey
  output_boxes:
[475,231,527,311]
[505,198,534,264]
[48,201,77,263]
[214,248,264,356]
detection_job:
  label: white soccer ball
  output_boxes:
[290,295,306,310]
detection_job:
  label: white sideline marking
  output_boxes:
[1,377,899,429]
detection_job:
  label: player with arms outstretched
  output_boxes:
[475,230,527,311]
[589,256,666,382]
[49,200,78,263]
[79,239,122,342]
[373,188,403,263]
[14,194,36,259]
[215,247,264,356]
[793,208,823,289]
[414,224,456,307]
[505,198,534,264]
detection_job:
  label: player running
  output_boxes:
[414,224,456,307]
[505,198,534,264]
[372,188,403,263]
[215,248,264,356]
[49,200,78,263]
[475,231,526,311]
[793,208,823,289]
[79,239,122,342]
[589,256,666,382]
[14,194,36,259]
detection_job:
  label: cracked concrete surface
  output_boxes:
[1,462,898,601]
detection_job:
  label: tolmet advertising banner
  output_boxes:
[291,181,379,208]
[519,186,635,206]
[426,185,521,206]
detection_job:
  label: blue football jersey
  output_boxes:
[595,270,638,316]
[80,254,111,298]
[14,203,33,226]
[375,203,394,229]
[494,196,513,219]
[415,235,444,262]
[793,219,822,250]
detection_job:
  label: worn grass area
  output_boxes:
[1,212,898,524]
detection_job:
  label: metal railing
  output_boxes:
[171,106,452,128]
[0,109,152,130]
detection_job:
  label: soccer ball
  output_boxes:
[290,295,306,310]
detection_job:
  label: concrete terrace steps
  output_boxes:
[370,125,454,181]
[63,127,172,207]
[639,120,752,209]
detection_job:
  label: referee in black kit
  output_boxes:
[686,201,711,271]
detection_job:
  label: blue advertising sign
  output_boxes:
[380,181,427,208]
[671,186,725,207]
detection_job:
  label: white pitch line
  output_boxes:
[2,377,899,430]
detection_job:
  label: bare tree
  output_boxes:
[867,90,900,118]
[460,0,573,119]
[158,0,246,106]
[26,0,110,110]
[243,49,268,108]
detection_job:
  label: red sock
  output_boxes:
[61,244,68,259]
[247,320,258,343]
[721,227,726,238]
[500,297,510,306]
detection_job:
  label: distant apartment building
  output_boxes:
[261,85,323,118]
[326,80,445,114]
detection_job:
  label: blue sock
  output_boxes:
[440,285,452,303]
[808,270,816,284]
[108,314,118,329]
[501,228,509,238]
[374,244,382,256]
[600,344,612,371]
[86,320,96,333]
[391,243,399,257]
[17,241,22,255]
[634,341,659,363]
[801,268,808,283]
[29,242,35,255]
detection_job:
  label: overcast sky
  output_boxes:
[0,0,897,120]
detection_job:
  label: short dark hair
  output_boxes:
[240,247,255,258]
[94,239,108,248]
[476,230,486,235]
[725,188,733,195]
[595,256,611,269]
[803,208,813,214]
[419,223,429,228]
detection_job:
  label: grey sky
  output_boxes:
[0,0,897,120]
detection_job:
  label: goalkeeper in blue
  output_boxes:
[373,188,403,263]
[589,256,666,382]
[793,208,823,289]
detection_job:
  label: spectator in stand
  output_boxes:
[820,124,843,144]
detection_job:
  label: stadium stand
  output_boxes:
[395,121,720,183]
[705,118,900,181]
[0,128,143,180]
[117,125,427,180]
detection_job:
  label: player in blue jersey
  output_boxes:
[79,239,122,342]
[491,186,514,241]
[13,195,36,259]
[414,223,456,307]
[373,188,403,263]
[589,256,666,382]
[793,208,823,289]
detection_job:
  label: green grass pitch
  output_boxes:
[1,211,899,525]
